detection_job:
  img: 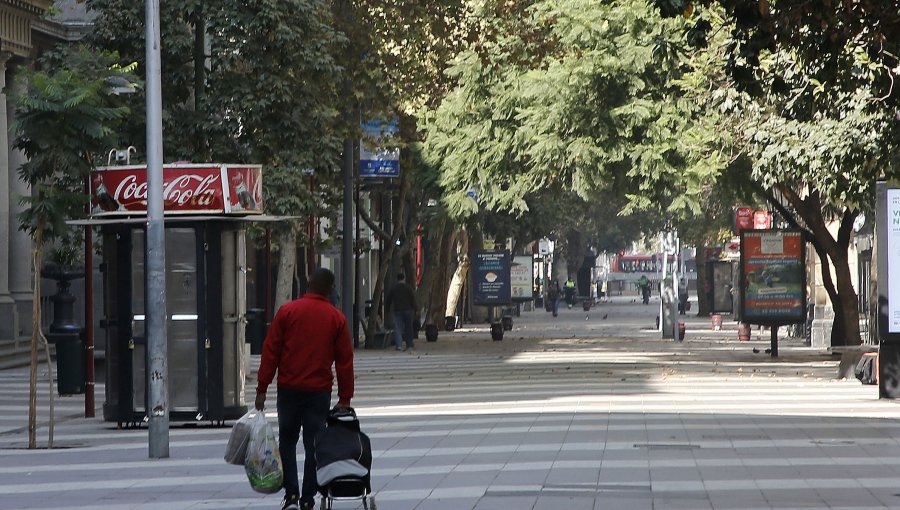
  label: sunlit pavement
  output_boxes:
[2,294,899,509]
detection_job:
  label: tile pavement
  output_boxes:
[2,296,900,509]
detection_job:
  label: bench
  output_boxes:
[830,345,878,380]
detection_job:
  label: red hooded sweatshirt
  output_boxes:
[257,293,354,404]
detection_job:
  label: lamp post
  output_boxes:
[145,0,169,459]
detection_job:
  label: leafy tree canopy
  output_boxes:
[424,0,723,227]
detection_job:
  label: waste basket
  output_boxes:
[50,331,84,395]
[246,308,266,355]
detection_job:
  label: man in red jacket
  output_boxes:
[256,268,355,510]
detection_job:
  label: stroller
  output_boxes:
[314,406,375,510]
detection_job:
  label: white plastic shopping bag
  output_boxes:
[223,410,254,465]
[244,411,283,494]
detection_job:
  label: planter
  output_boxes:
[425,324,439,342]
[490,322,504,341]
[738,322,751,341]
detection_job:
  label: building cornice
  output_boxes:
[3,0,50,17]
[0,0,53,59]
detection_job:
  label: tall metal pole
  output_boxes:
[83,183,94,417]
[145,0,169,459]
[341,138,354,331]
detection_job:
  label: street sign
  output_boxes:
[360,120,400,178]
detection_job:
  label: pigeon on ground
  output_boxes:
[602,314,608,319]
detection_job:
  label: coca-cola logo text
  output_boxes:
[114,174,220,207]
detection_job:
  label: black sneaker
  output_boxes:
[299,500,315,510]
[281,494,300,510]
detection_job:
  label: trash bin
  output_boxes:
[50,331,84,395]
[246,308,266,355]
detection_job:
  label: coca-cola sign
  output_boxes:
[90,164,263,216]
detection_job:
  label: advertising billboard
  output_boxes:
[90,164,263,216]
[877,182,900,339]
[510,256,534,302]
[740,230,806,325]
[472,250,511,306]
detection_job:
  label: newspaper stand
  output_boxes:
[80,164,268,426]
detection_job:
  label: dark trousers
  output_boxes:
[277,388,331,503]
[393,309,415,349]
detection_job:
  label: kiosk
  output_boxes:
[85,164,265,426]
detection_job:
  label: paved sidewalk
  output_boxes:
[2,296,900,509]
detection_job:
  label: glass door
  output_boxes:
[131,227,200,414]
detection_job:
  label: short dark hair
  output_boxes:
[308,268,335,296]
[397,273,406,281]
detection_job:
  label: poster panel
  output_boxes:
[90,164,263,216]
[740,230,806,325]
[510,256,533,302]
[885,187,900,334]
[472,250,511,306]
[359,120,400,178]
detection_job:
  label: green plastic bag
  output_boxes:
[244,411,283,494]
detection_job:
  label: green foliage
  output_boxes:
[421,0,727,254]
[86,0,201,160]
[203,0,345,229]
[13,44,137,244]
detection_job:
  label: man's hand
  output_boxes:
[335,398,351,409]
[255,390,266,411]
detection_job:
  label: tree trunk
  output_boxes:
[418,218,452,326]
[274,224,298,312]
[695,246,710,316]
[445,229,469,317]
[778,186,861,347]
[28,228,42,449]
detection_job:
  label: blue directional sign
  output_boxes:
[360,120,400,178]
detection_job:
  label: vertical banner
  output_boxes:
[510,256,534,302]
[359,119,400,178]
[740,230,806,325]
[735,206,753,233]
[472,250,511,306]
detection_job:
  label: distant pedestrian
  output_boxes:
[256,268,355,510]
[563,277,577,308]
[547,280,561,317]
[385,273,418,351]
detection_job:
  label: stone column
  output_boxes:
[0,54,15,341]
[7,63,33,340]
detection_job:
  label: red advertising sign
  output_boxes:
[90,164,263,216]
[753,210,772,230]
[740,230,806,325]
[735,207,753,233]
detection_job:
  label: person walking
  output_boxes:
[385,273,418,351]
[563,277,577,309]
[547,280,561,317]
[255,268,355,510]
[637,274,651,304]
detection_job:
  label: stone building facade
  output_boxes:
[0,0,93,365]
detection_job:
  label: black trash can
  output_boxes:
[246,308,266,355]
[50,331,84,395]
